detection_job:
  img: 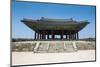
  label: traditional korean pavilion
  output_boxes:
[21,17,89,40]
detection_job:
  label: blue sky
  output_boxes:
[12,0,96,39]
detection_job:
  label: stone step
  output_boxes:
[33,42,40,53]
[48,42,65,53]
[37,42,49,53]
[64,42,75,52]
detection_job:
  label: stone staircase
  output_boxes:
[64,42,77,52]
[48,42,65,53]
[37,42,49,53]
[33,42,77,53]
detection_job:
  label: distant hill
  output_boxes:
[12,38,34,42]
[79,38,96,41]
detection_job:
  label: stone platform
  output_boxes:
[11,41,95,53]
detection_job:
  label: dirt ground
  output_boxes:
[12,50,95,66]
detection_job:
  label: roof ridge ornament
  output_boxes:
[70,18,73,21]
[40,17,45,20]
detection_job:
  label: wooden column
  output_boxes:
[42,31,44,39]
[51,31,54,39]
[47,34,49,39]
[69,31,71,40]
[38,33,40,39]
[40,33,41,39]
[67,35,69,39]
[41,34,43,39]
[73,34,75,40]
[70,34,72,40]
[45,31,47,39]
[41,34,42,39]
[61,30,63,39]
[66,34,67,39]
[45,31,46,39]
[43,31,45,39]
[71,34,73,40]
[36,33,37,39]
[72,34,74,40]
[37,33,39,39]
[77,32,79,40]
[75,33,76,40]
[39,33,40,39]
[34,32,36,39]
[45,35,47,39]
[44,31,46,39]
